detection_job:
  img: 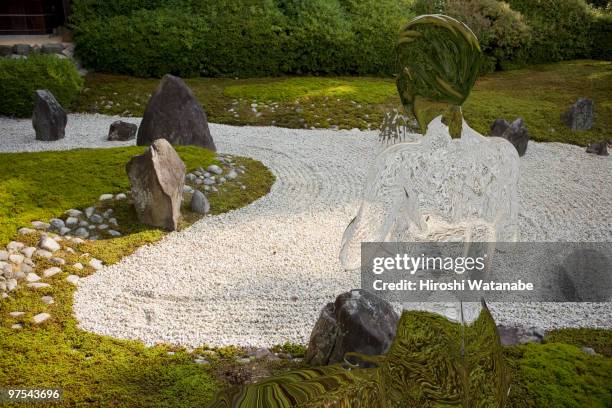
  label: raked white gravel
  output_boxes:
[1,114,611,347]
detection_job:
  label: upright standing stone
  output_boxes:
[490,119,510,137]
[500,118,530,157]
[126,139,186,230]
[562,98,595,131]
[136,74,216,151]
[32,90,67,141]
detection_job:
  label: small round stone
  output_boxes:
[99,193,114,201]
[85,207,95,218]
[38,237,61,252]
[26,272,41,282]
[50,257,66,265]
[32,312,51,324]
[74,228,90,238]
[31,221,50,230]
[49,218,65,230]
[207,164,223,175]
[7,241,25,252]
[35,249,53,258]
[65,217,79,227]
[28,282,51,289]
[66,275,80,285]
[41,296,55,305]
[115,193,127,200]
[90,214,104,224]
[89,259,103,270]
[43,267,62,277]
[21,247,36,258]
[190,191,210,214]
[65,209,83,218]
[18,227,36,235]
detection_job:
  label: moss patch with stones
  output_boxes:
[74,60,612,146]
[0,145,279,406]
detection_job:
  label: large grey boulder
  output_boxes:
[562,98,594,131]
[491,117,529,156]
[136,74,216,151]
[32,90,67,141]
[305,289,399,367]
[108,120,137,141]
[126,139,186,230]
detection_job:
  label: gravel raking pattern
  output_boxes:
[1,114,611,347]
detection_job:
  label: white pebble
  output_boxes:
[66,275,80,285]
[32,312,51,324]
[43,267,62,278]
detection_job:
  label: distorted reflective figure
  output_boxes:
[208,301,510,408]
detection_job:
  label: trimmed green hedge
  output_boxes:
[71,0,414,77]
[591,13,612,60]
[0,54,83,118]
[72,0,610,78]
[506,0,594,63]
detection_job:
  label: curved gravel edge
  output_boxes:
[1,114,611,347]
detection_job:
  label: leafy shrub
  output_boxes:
[506,0,594,63]
[72,0,414,77]
[278,0,354,74]
[0,54,83,118]
[412,0,532,73]
[590,13,612,60]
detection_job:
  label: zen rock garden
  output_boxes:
[1,5,610,405]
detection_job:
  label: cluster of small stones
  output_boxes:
[47,195,126,241]
[226,97,373,130]
[3,154,252,329]
[1,228,103,329]
[183,154,247,200]
[0,43,74,60]
[185,347,303,366]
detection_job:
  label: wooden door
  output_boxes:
[0,0,66,35]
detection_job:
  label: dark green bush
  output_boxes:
[0,54,83,118]
[590,13,612,60]
[507,0,594,63]
[412,0,531,73]
[72,0,414,77]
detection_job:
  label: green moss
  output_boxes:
[545,328,612,357]
[224,77,396,104]
[0,54,83,117]
[270,342,307,358]
[75,60,612,145]
[505,343,612,408]
[0,145,275,407]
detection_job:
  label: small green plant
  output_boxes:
[0,54,83,117]
[270,342,307,358]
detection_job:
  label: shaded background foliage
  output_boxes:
[67,0,612,78]
[0,54,83,117]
